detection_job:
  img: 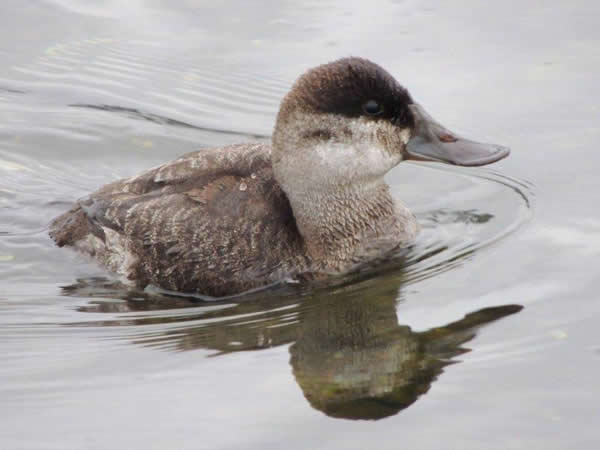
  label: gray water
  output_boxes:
[1,1,599,449]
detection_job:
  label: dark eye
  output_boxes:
[362,99,383,116]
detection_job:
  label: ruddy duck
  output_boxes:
[50,57,509,297]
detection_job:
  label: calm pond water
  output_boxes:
[1,1,599,449]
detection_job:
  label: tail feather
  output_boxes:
[49,205,106,248]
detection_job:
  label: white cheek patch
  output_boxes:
[312,141,392,180]
[274,112,408,192]
[308,117,404,181]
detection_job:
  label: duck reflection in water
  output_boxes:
[289,291,521,420]
[68,268,522,420]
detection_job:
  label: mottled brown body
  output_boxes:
[50,144,310,297]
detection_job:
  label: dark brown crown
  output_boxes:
[279,57,415,128]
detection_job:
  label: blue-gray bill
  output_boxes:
[405,103,510,166]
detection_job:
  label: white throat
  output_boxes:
[271,111,417,266]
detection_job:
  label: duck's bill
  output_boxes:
[405,103,510,166]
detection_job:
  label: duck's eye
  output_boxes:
[362,99,383,116]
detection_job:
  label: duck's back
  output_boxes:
[49,143,307,297]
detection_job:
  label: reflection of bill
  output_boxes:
[66,271,522,420]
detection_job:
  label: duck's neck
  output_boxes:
[285,179,417,270]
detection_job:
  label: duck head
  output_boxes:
[271,57,509,194]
